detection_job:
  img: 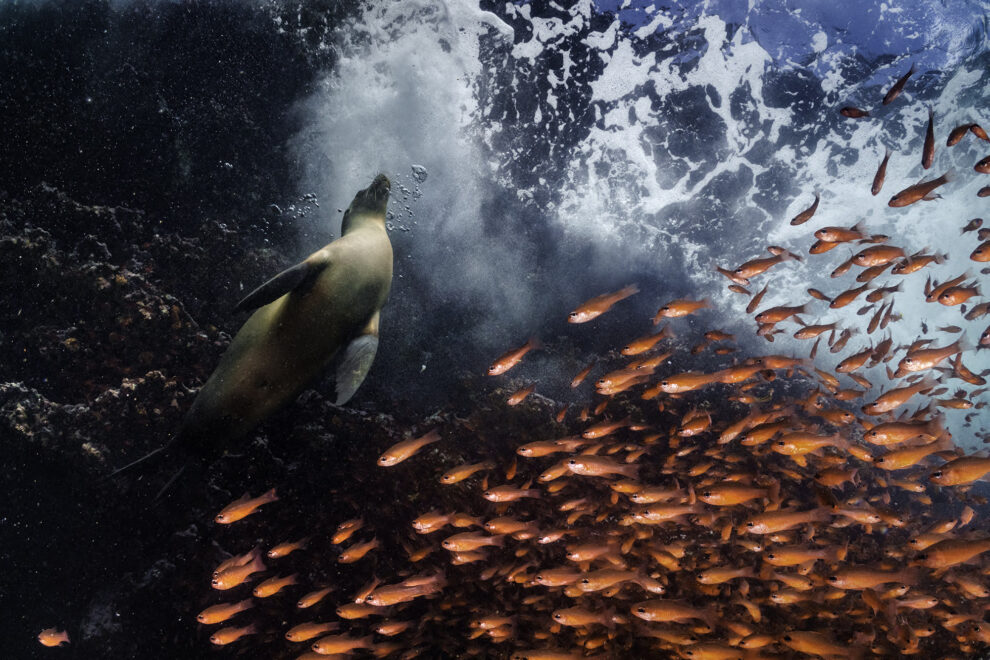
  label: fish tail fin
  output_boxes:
[941,168,955,184]
[528,336,543,351]
[620,464,640,479]
[263,487,279,504]
[620,284,640,298]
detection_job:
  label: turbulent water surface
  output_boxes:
[2,0,990,658]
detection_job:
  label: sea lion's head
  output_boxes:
[342,174,391,234]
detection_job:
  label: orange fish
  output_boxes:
[212,548,266,590]
[926,272,967,303]
[377,428,441,466]
[197,598,254,625]
[977,155,990,173]
[568,285,639,323]
[215,488,278,524]
[268,537,310,559]
[862,378,936,415]
[894,339,964,376]
[441,532,504,552]
[734,253,796,280]
[483,485,541,502]
[582,417,631,439]
[440,460,496,485]
[781,631,858,657]
[840,106,869,118]
[883,63,915,105]
[916,538,990,568]
[339,538,380,563]
[922,107,935,169]
[754,304,807,324]
[507,383,537,406]
[699,482,770,506]
[659,371,720,394]
[253,573,299,598]
[930,455,990,486]
[621,326,671,356]
[938,283,980,306]
[653,298,710,321]
[889,170,953,206]
[746,284,769,314]
[296,586,332,609]
[830,283,872,309]
[631,599,715,627]
[863,419,941,446]
[566,455,637,479]
[311,634,374,655]
[743,508,829,535]
[570,360,595,388]
[826,567,917,590]
[815,222,865,243]
[332,518,364,545]
[948,123,975,146]
[852,245,905,267]
[285,621,339,642]
[790,193,820,226]
[210,623,258,646]
[487,338,539,376]
[891,250,945,275]
[38,628,70,647]
[874,437,951,470]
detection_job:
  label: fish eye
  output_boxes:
[661,306,670,311]
[827,575,837,582]
[581,579,589,584]
[776,440,784,446]
[783,635,792,642]
[703,491,712,498]
[767,553,775,559]
[637,607,646,613]
[875,457,885,463]
[746,522,754,527]
[568,312,577,317]
[536,575,543,581]
[210,636,218,643]
[917,553,927,560]
[661,380,669,386]
[568,459,577,465]
[905,357,913,363]
[931,471,942,478]
[553,613,561,619]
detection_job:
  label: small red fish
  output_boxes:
[840,106,869,118]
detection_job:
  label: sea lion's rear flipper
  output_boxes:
[233,258,325,313]
[335,335,379,405]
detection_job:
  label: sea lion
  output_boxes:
[181,173,393,450]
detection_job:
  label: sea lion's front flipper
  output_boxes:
[233,258,324,313]
[335,313,381,405]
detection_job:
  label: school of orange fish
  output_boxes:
[63,66,990,658]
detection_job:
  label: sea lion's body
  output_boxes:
[180,175,393,448]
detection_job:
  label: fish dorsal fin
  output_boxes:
[234,257,326,313]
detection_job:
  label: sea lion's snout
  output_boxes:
[370,173,390,198]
